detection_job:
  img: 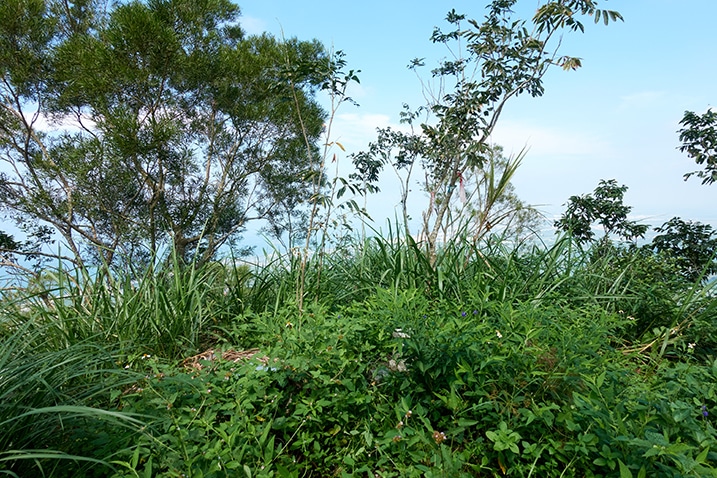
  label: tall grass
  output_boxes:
[1,225,715,476]
[0,317,144,476]
[103,232,717,477]
[0,253,244,474]
[0,253,247,359]
[304,225,637,308]
[3,225,710,357]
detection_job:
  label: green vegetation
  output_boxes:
[1,0,716,477]
[1,233,716,477]
[679,108,717,185]
[0,0,335,268]
[351,3,621,259]
[555,179,648,246]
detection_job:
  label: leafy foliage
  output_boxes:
[2,3,715,477]
[651,217,717,283]
[0,0,333,268]
[0,230,18,259]
[0,318,143,477]
[353,1,621,258]
[555,179,648,245]
[2,229,717,477]
[678,108,717,185]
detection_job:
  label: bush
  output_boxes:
[3,237,716,477]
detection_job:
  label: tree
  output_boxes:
[650,217,717,282]
[0,0,333,269]
[678,108,717,185]
[352,1,622,259]
[555,179,648,245]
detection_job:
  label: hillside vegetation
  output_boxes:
[1,233,716,477]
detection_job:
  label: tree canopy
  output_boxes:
[678,108,717,185]
[555,179,648,245]
[0,0,333,269]
[651,217,717,282]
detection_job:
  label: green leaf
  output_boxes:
[263,435,275,463]
[596,371,605,389]
[618,459,633,478]
[143,456,153,478]
[696,446,710,464]
[131,444,141,468]
[457,418,479,427]
[259,420,272,446]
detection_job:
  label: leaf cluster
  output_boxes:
[2,228,717,476]
[555,179,648,245]
[354,1,623,257]
[651,217,717,283]
[679,108,717,185]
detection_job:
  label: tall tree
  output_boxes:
[352,1,622,259]
[0,0,331,268]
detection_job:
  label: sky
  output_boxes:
[238,0,717,238]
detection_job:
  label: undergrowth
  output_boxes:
[1,235,716,477]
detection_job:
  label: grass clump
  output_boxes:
[1,234,716,477]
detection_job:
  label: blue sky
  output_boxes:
[239,0,717,236]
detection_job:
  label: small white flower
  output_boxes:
[388,358,408,372]
[688,342,696,350]
[392,328,410,339]
[496,330,503,339]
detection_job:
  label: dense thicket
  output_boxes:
[1,235,715,477]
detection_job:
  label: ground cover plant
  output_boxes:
[2,0,717,476]
[1,232,716,477]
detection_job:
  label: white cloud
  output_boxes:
[324,113,616,223]
[240,15,267,36]
[329,112,396,152]
[21,111,95,133]
[489,119,610,158]
[618,91,667,110]
[329,112,610,162]
[345,81,370,101]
